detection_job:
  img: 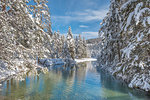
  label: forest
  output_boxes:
[0,0,150,100]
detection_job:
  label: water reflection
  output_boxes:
[0,61,150,100]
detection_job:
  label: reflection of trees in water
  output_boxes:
[1,69,61,100]
[2,77,28,100]
[96,67,150,99]
[1,62,135,100]
[75,63,87,82]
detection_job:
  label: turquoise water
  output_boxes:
[0,61,150,100]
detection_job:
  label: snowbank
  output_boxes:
[0,59,40,82]
[39,58,97,67]
[75,58,97,63]
[0,58,97,82]
[39,58,65,67]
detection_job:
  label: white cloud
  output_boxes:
[74,9,108,22]
[79,25,89,28]
[52,8,108,23]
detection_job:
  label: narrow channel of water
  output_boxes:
[0,61,149,100]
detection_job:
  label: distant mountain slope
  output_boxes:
[86,38,102,44]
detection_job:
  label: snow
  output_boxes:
[0,59,37,82]
[139,61,145,70]
[28,14,34,22]
[121,0,137,10]
[136,8,150,25]
[125,12,134,31]
[148,17,150,24]
[75,58,97,63]
[39,58,97,66]
[134,2,143,25]
[136,32,144,42]
[122,43,136,58]
[39,58,65,67]
[129,74,150,91]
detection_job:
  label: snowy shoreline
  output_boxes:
[97,64,150,93]
[75,58,97,63]
[0,58,97,83]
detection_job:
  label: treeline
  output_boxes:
[50,27,87,60]
[0,0,87,70]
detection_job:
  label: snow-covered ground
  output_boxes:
[0,58,97,83]
[75,58,97,63]
[0,59,40,82]
[39,58,65,67]
[39,58,97,67]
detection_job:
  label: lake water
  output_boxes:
[0,61,150,100]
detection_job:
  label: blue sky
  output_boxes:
[48,0,110,39]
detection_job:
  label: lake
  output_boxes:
[0,61,149,100]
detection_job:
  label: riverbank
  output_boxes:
[0,59,39,83]
[1,61,150,100]
[96,62,150,93]
[75,58,97,63]
[0,58,97,82]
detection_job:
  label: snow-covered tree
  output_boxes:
[31,0,52,35]
[0,0,52,74]
[66,27,75,60]
[0,0,89,81]
[97,0,150,92]
[75,36,79,58]
[82,37,88,58]
[99,0,122,66]
[59,34,65,58]
[76,34,84,58]
[50,31,60,58]
[63,40,71,59]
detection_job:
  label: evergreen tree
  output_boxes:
[99,0,122,66]
[77,34,84,58]
[75,36,79,58]
[97,0,150,91]
[59,34,65,58]
[82,37,87,58]
[63,40,71,59]
[50,31,60,58]
[31,0,52,35]
[66,27,75,60]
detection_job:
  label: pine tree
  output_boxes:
[31,0,52,35]
[59,34,65,58]
[77,34,84,58]
[99,0,122,66]
[97,0,150,91]
[50,32,58,58]
[75,36,79,58]
[63,40,71,59]
[82,37,87,58]
[66,27,75,60]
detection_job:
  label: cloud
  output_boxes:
[52,8,108,23]
[74,9,108,21]
[79,25,89,28]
